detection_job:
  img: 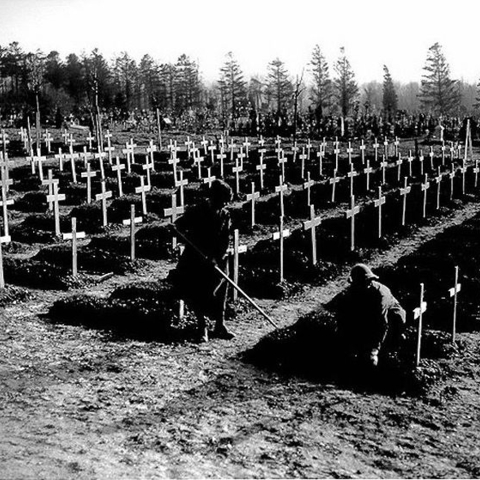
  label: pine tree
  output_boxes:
[333,47,358,117]
[382,65,398,119]
[218,52,247,122]
[265,57,293,114]
[419,42,459,115]
[309,44,332,117]
[175,54,202,114]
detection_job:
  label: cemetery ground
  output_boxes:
[1,127,480,478]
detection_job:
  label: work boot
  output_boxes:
[213,323,235,340]
[197,327,209,343]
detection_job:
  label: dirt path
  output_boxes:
[2,195,480,478]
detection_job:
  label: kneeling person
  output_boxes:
[337,263,406,366]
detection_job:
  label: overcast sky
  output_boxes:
[1,0,479,85]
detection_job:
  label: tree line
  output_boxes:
[0,41,478,134]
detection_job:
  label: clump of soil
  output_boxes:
[4,256,93,290]
[48,280,197,340]
[0,285,33,307]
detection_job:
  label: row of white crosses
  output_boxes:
[414,266,462,368]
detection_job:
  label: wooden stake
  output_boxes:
[122,204,143,261]
[46,182,66,236]
[448,266,461,343]
[346,195,360,251]
[413,283,427,368]
[303,204,321,265]
[272,216,290,282]
[62,217,86,276]
[246,182,259,227]
[95,179,112,227]
[135,176,151,215]
[227,229,247,301]
[399,177,411,226]
[374,186,386,238]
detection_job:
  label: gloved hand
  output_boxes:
[369,348,379,367]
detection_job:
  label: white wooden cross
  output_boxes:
[94,152,106,180]
[383,137,389,160]
[303,204,321,265]
[272,215,290,282]
[406,150,414,177]
[275,176,288,217]
[0,233,11,288]
[135,176,151,216]
[458,162,467,195]
[360,139,366,165]
[104,130,115,164]
[201,136,209,156]
[374,186,386,238]
[61,129,69,145]
[33,148,47,182]
[68,134,76,153]
[243,137,251,158]
[345,195,360,251]
[333,140,340,171]
[256,154,266,190]
[193,154,204,180]
[237,147,246,170]
[303,171,315,206]
[448,170,455,201]
[80,146,91,168]
[278,150,288,181]
[164,193,185,250]
[232,156,243,196]
[62,217,86,277]
[448,266,461,343]
[346,141,354,165]
[0,153,14,193]
[0,181,14,237]
[42,169,59,211]
[146,140,157,170]
[43,129,53,153]
[175,170,188,207]
[306,139,312,160]
[128,138,138,164]
[142,155,154,187]
[373,138,379,163]
[347,163,358,197]
[111,156,125,197]
[203,167,216,188]
[364,161,373,191]
[413,283,427,368]
[46,181,66,236]
[379,155,388,184]
[330,169,341,203]
[291,141,299,163]
[274,136,282,155]
[87,130,96,151]
[421,173,430,219]
[433,167,442,210]
[394,136,400,158]
[246,182,260,227]
[216,148,227,178]
[95,179,112,227]
[474,160,480,189]
[441,141,446,166]
[316,148,324,177]
[68,145,78,183]
[258,135,265,148]
[227,229,247,301]
[299,147,308,180]
[396,153,403,182]
[399,177,411,226]
[81,163,97,203]
[54,147,66,172]
[122,204,143,261]
[418,150,425,176]
[229,139,236,162]
[122,144,133,174]
[428,146,435,171]
[1,129,11,153]
[208,143,216,165]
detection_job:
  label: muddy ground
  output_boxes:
[2,203,480,479]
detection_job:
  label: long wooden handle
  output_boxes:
[172,225,278,329]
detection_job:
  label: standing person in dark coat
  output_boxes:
[336,264,406,367]
[169,179,234,342]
